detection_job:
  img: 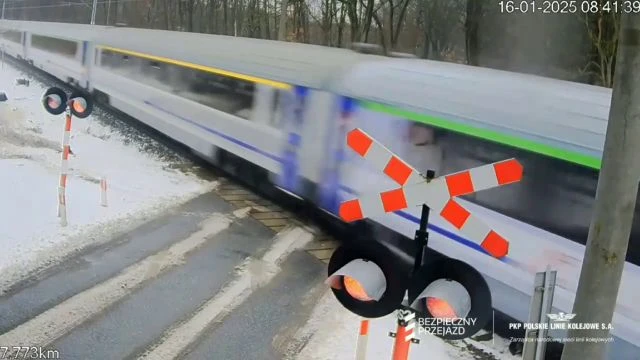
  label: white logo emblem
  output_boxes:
[547,312,576,322]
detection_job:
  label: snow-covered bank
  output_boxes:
[0,64,215,291]
[293,291,520,360]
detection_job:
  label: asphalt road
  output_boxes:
[0,179,340,360]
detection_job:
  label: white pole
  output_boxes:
[58,107,72,227]
[2,0,6,20]
[355,319,369,360]
[58,186,67,226]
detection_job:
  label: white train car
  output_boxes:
[1,19,638,358]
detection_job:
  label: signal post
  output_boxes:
[42,87,94,226]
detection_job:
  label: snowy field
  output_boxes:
[0,63,216,292]
[294,291,520,360]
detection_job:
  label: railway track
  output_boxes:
[213,177,340,264]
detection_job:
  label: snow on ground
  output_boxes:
[293,290,520,360]
[0,64,216,291]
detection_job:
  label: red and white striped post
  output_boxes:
[57,104,73,226]
[355,319,369,360]
[45,88,94,226]
[390,310,418,360]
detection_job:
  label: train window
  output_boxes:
[99,49,255,120]
[31,35,77,58]
[0,30,21,43]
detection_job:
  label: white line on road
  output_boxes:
[138,226,315,360]
[0,212,234,350]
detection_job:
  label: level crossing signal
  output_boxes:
[42,87,93,118]
[326,128,523,340]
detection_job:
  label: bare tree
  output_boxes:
[261,0,271,38]
[421,0,463,59]
[338,0,359,43]
[464,0,483,65]
[385,0,411,49]
[278,0,288,39]
[581,8,621,87]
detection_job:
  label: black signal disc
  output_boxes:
[42,87,67,115]
[68,91,93,118]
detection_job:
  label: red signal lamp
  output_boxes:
[326,241,409,318]
[408,257,492,340]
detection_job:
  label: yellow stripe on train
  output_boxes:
[96,45,293,90]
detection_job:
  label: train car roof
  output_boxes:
[92,28,373,89]
[0,20,375,89]
[0,20,109,41]
[337,58,610,168]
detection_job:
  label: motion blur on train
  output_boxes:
[1,19,639,358]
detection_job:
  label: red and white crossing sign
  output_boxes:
[338,128,524,259]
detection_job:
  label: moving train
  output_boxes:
[1,20,638,358]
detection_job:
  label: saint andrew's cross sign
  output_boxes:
[337,128,524,259]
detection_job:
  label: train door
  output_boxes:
[273,85,335,202]
[317,96,356,215]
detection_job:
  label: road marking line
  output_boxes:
[0,213,233,350]
[138,226,314,360]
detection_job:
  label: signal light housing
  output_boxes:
[327,242,493,340]
[42,87,93,118]
[68,90,93,118]
[327,241,409,318]
[42,87,67,115]
[408,257,492,340]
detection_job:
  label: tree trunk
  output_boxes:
[337,2,346,46]
[465,0,481,65]
[223,0,229,34]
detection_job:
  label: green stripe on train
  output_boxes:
[361,101,602,170]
